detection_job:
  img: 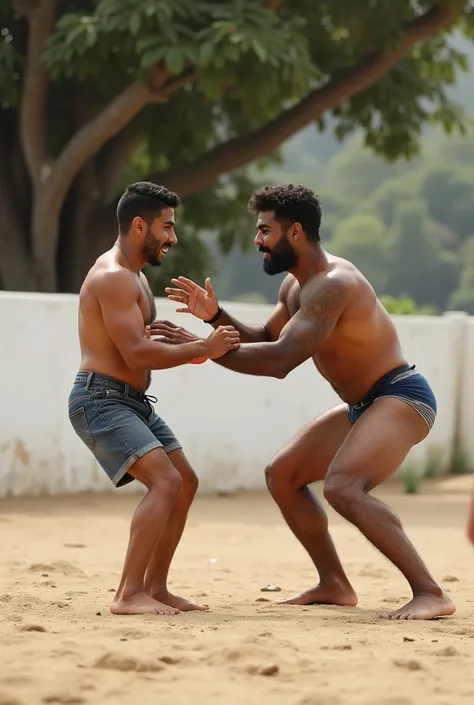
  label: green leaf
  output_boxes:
[165,47,185,75]
[129,13,141,36]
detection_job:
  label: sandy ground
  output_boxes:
[1,477,474,705]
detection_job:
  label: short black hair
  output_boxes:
[248,184,321,241]
[117,181,180,234]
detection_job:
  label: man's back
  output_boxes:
[282,255,406,404]
[78,250,153,390]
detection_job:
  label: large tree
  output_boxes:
[0,0,472,292]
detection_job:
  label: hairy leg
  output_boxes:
[144,449,208,611]
[111,449,183,615]
[323,398,455,620]
[265,405,357,606]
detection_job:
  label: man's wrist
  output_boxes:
[204,305,223,325]
[193,339,209,357]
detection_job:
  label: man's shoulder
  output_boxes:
[300,264,359,321]
[306,264,353,295]
[85,263,138,301]
[278,273,299,299]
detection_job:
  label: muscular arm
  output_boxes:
[95,270,209,370]
[209,276,292,343]
[213,274,350,378]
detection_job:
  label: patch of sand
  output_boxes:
[1,477,474,705]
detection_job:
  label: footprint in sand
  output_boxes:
[19,624,47,633]
[358,567,389,579]
[370,700,414,705]
[43,696,85,704]
[297,697,343,705]
[63,544,86,549]
[28,561,85,576]
[93,652,165,673]
[113,628,148,640]
[246,664,279,676]
[0,693,22,705]
[159,655,183,665]
[435,646,460,657]
[442,575,459,583]
[393,658,424,671]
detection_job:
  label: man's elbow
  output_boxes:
[124,356,147,372]
[121,345,148,372]
[272,360,292,379]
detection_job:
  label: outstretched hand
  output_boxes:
[165,276,219,321]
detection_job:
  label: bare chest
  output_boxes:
[137,276,157,326]
[286,287,301,318]
[285,284,338,364]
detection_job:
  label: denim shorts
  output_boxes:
[347,364,437,432]
[68,371,181,487]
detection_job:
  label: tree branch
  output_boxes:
[40,81,153,212]
[40,65,200,213]
[265,0,284,10]
[154,72,200,103]
[16,0,58,184]
[31,63,198,273]
[147,1,465,197]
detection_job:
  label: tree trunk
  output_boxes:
[0,149,36,290]
[0,234,36,291]
[57,155,122,293]
[31,193,60,292]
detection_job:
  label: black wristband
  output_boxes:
[204,305,223,325]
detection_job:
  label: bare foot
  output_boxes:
[379,591,456,620]
[110,591,180,615]
[278,581,358,607]
[152,591,209,612]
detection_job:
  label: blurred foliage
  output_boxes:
[222,124,474,313]
[1,0,474,293]
[380,295,437,315]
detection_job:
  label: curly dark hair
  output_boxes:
[248,184,321,241]
[117,181,180,234]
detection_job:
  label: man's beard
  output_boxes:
[143,227,166,266]
[259,232,297,275]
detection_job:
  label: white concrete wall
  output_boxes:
[0,292,470,497]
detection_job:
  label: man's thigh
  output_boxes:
[326,397,428,493]
[148,413,182,456]
[69,393,162,487]
[268,404,352,486]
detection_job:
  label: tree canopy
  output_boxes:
[0,0,472,293]
[215,124,474,314]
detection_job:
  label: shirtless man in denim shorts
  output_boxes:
[160,184,456,621]
[68,181,239,615]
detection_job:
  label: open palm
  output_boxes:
[165,276,219,321]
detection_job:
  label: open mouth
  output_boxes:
[161,245,170,255]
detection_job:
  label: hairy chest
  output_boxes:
[138,276,157,326]
[286,285,301,318]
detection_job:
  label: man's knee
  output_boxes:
[265,458,295,497]
[181,465,199,498]
[168,451,199,499]
[153,465,183,502]
[132,451,183,501]
[323,471,357,519]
